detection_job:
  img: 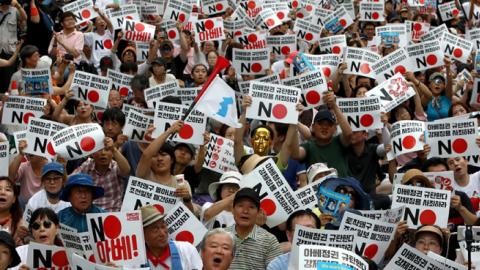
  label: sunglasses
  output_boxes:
[32,220,53,231]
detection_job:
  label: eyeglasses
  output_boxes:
[32,220,53,231]
[43,176,63,182]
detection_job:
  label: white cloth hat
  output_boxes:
[208,171,242,201]
[307,163,337,184]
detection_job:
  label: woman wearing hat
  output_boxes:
[149,57,176,87]
[0,230,20,270]
[201,171,241,230]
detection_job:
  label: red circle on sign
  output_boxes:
[104,215,122,239]
[453,138,468,154]
[23,112,34,124]
[47,142,55,156]
[281,46,290,55]
[176,231,195,244]
[179,13,186,22]
[426,54,437,65]
[272,104,287,119]
[104,39,113,49]
[419,0,425,3]
[372,12,379,19]
[88,90,100,103]
[179,124,194,139]
[260,198,276,216]
[217,138,224,145]
[339,19,347,26]
[306,91,321,104]
[452,9,459,16]
[292,0,299,8]
[119,87,129,97]
[81,9,91,19]
[89,254,96,262]
[266,18,275,26]
[305,33,313,41]
[402,135,416,149]
[323,67,331,77]
[251,63,262,72]
[80,136,96,152]
[216,3,223,10]
[126,15,133,20]
[213,153,219,160]
[306,5,313,11]
[296,12,304,18]
[154,204,165,214]
[277,12,285,20]
[209,161,217,168]
[420,209,436,225]
[134,23,145,32]
[247,0,256,9]
[394,65,406,74]
[248,33,257,43]
[360,114,374,127]
[413,23,422,31]
[360,63,370,74]
[234,31,242,36]
[453,48,463,58]
[332,46,341,54]
[168,30,177,39]
[205,19,214,30]
[364,244,378,259]
[52,250,69,266]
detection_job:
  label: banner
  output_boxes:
[72,71,112,108]
[105,4,140,30]
[21,68,52,95]
[232,48,270,75]
[406,40,444,72]
[426,118,479,158]
[1,96,46,126]
[61,0,98,25]
[337,97,382,131]
[343,47,381,79]
[293,18,321,43]
[24,118,67,159]
[27,243,69,270]
[299,245,368,270]
[107,69,133,98]
[267,34,297,59]
[384,243,444,269]
[365,73,416,112]
[193,17,225,43]
[359,1,384,22]
[163,0,192,22]
[359,206,405,224]
[144,80,179,109]
[443,31,473,64]
[438,1,463,21]
[203,134,238,173]
[391,184,451,229]
[121,176,179,212]
[51,124,105,160]
[164,202,208,246]
[372,48,414,83]
[323,6,354,33]
[388,120,425,159]
[123,110,154,143]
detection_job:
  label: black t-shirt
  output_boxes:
[346,143,381,194]
[165,54,188,81]
[182,165,199,190]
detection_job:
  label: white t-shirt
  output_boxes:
[148,241,203,270]
[8,244,27,270]
[23,189,71,224]
[84,30,114,68]
[453,171,480,198]
[200,202,235,230]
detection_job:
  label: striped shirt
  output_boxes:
[267,252,290,270]
[225,224,282,270]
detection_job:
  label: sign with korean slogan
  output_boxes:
[203,134,238,174]
[470,28,480,51]
[337,97,382,131]
[21,68,52,95]
[0,142,7,177]
[293,18,321,43]
[240,158,301,227]
[339,211,396,264]
[59,226,89,262]
[391,185,451,229]
[424,171,455,190]
[61,0,98,25]
[176,87,202,106]
[310,7,333,26]
[359,1,384,22]
[24,118,67,159]
[235,30,267,50]
[365,73,416,112]
[439,1,463,21]
[257,8,282,30]
[105,4,140,30]
[443,31,473,64]
[194,17,225,44]
[121,176,179,213]
[299,245,368,270]
[318,35,346,56]
[323,6,354,34]
[121,19,155,43]
[359,206,405,224]
[51,124,105,160]
[288,225,356,270]
[239,73,280,95]
[303,53,341,78]
[144,80,179,109]
[372,48,414,83]
[160,20,180,43]
[385,243,445,270]
[428,251,468,270]
[406,40,444,72]
[388,120,425,159]
[72,71,112,108]
[376,24,408,48]
[247,81,300,124]
[296,70,328,109]
[136,42,150,62]
[1,96,46,126]
[421,24,448,42]
[123,110,154,143]
[27,242,70,270]
[406,21,430,42]
[107,69,133,98]
[426,118,479,158]
[267,34,296,59]
[153,101,206,145]
[232,48,270,75]
[163,0,192,23]
[201,0,228,15]
[164,202,208,246]
[344,47,381,79]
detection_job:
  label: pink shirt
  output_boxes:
[48,30,85,64]
[15,162,42,203]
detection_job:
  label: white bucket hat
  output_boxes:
[307,163,337,184]
[208,171,242,201]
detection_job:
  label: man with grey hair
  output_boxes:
[201,228,234,270]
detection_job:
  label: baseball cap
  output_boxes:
[314,110,336,123]
[41,162,65,178]
[233,188,260,209]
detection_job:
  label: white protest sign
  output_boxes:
[391,184,451,229]
[463,1,480,22]
[203,134,238,173]
[235,30,267,50]
[153,101,206,145]
[339,211,396,264]
[86,211,146,266]
[61,0,98,25]
[201,0,228,15]
[299,245,368,270]
[288,225,356,270]
[376,24,408,48]
[1,96,45,126]
[425,171,455,190]
[72,71,112,108]
[176,87,201,106]
[467,27,480,51]
[121,19,155,43]
[337,97,382,131]
[388,120,425,159]
[262,2,289,22]
[51,124,105,160]
[240,158,301,227]
[12,130,26,156]
[164,202,208,246]
[422,24,448,42]
[303,53,341,78]
[238,73,280,95]
[296,70,329,108]
[359,1,384,22]
[359,206,405,224]
[426,118,479,158]
[71,253,150,270]
[257,8,282,30]
[27,243,70,269]
[24,118,67,159]
[459,241,480,264]
[384,243,445,269]
[267,34,297,59]
[323,6,354,33]
[439,1,463,21]
[310,7,333,25]
[247,81,300,124]
[0,142,7,177]
[443,31,474,64]
[232,48,270,75]
[365,73,416,112]
[121,176,179,212]
[223,19,247,39]
[21,68,52,95]
[427,251,467,270]
[406,21,430,42]
[136,42,150,62]
[123,110,154,143]
[59,226,91,262]
[406,40,445,72]
[105,4,140,30]
[237,0,262,18]
[163,0,192,23]
[107,69,133,98]
[471,77,480,106]
[344,47,381,79]
[293,18,321,43]
[140,0,165,24]
[160,20,180,42]
[193,17,225,43]
[372,48,415,83]
[144,80,179,109]
[122,104,154,118]
[318,35,346,56]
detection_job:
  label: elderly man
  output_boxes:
[201,228,234,270]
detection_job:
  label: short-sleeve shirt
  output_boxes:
[301,136,351,177]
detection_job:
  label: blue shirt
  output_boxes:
[282,159,306,190]
[58,205,105,232]
[267,252,290,270]
[426,95,451,121]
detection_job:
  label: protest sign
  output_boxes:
[293,18,321,43]
[257,8,282,30]
[406,40,445,72]
[24,118,67,159]
[163,0,192,22]
[71,253,150,270]
[105,4,140,30]
[299,245,368,270]
[323,6,354,33]
[135,42,150,62]
[303,53,341,78]
[267,34,296,59]
[247,81,300,124]
[372,48,414,83]
[427,251,467,270]
[193,17,225,43]
[359,1,384,22]
[72,71,112,108]
[288,225,356,270]
[365,73,416,112]
[439,1,463,21]
[237,0,262,18]
[376,24,408,47]
[176,87,201,106]
[391,184,451,228]
[160,20,180,42]
[406,20,430,42]
[343,47,381,79]
[232,48,270,75]
[144,80,179,109]
[238,73,280,95]
[122,104,154,118]
[107,69,133,98]
[443,31,474,64]
[87,211,146,266]
[294,175,337,210]
[121,19,155,43]
[459,240,480,264]
[153,101,206,145]
[62,0,98,25]
[262,2,289,23]
[240,158,301,227]
[121,176,179,213]
[388,120,425,159]
[426,118,479,158]
[203,134,238,173]
[463,1,480,22]
[223,18,247,39]
[310,7,333,25]
[1,96,46,126]
[27,243,69,270]
[201,0,228,15]
[337,97,383,131]
[318,187,350,220]
[51,124,105,160]
[123,110,154,143]
[421,24,448,42]
[295,70,329,108]
[164,202,208,246]
[340,211,396,264]
[0,141,7,177]
[359,206,405,224]
[384,243,445,269]
[12,130,26,156]
[21,68,52,95]
[59,226,93,262]
[471,78,480,106]
[318,35,346,56]
[394,171,455,190]
[140,0,164,24]
[419,0,437,14]
[231,6,255,29]
[235,30,267,50]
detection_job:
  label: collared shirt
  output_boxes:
[145,241,203,270]
[225,224,282,270]
[48,29,84,64]
[267,252,290,270]
[73,158,124,212]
